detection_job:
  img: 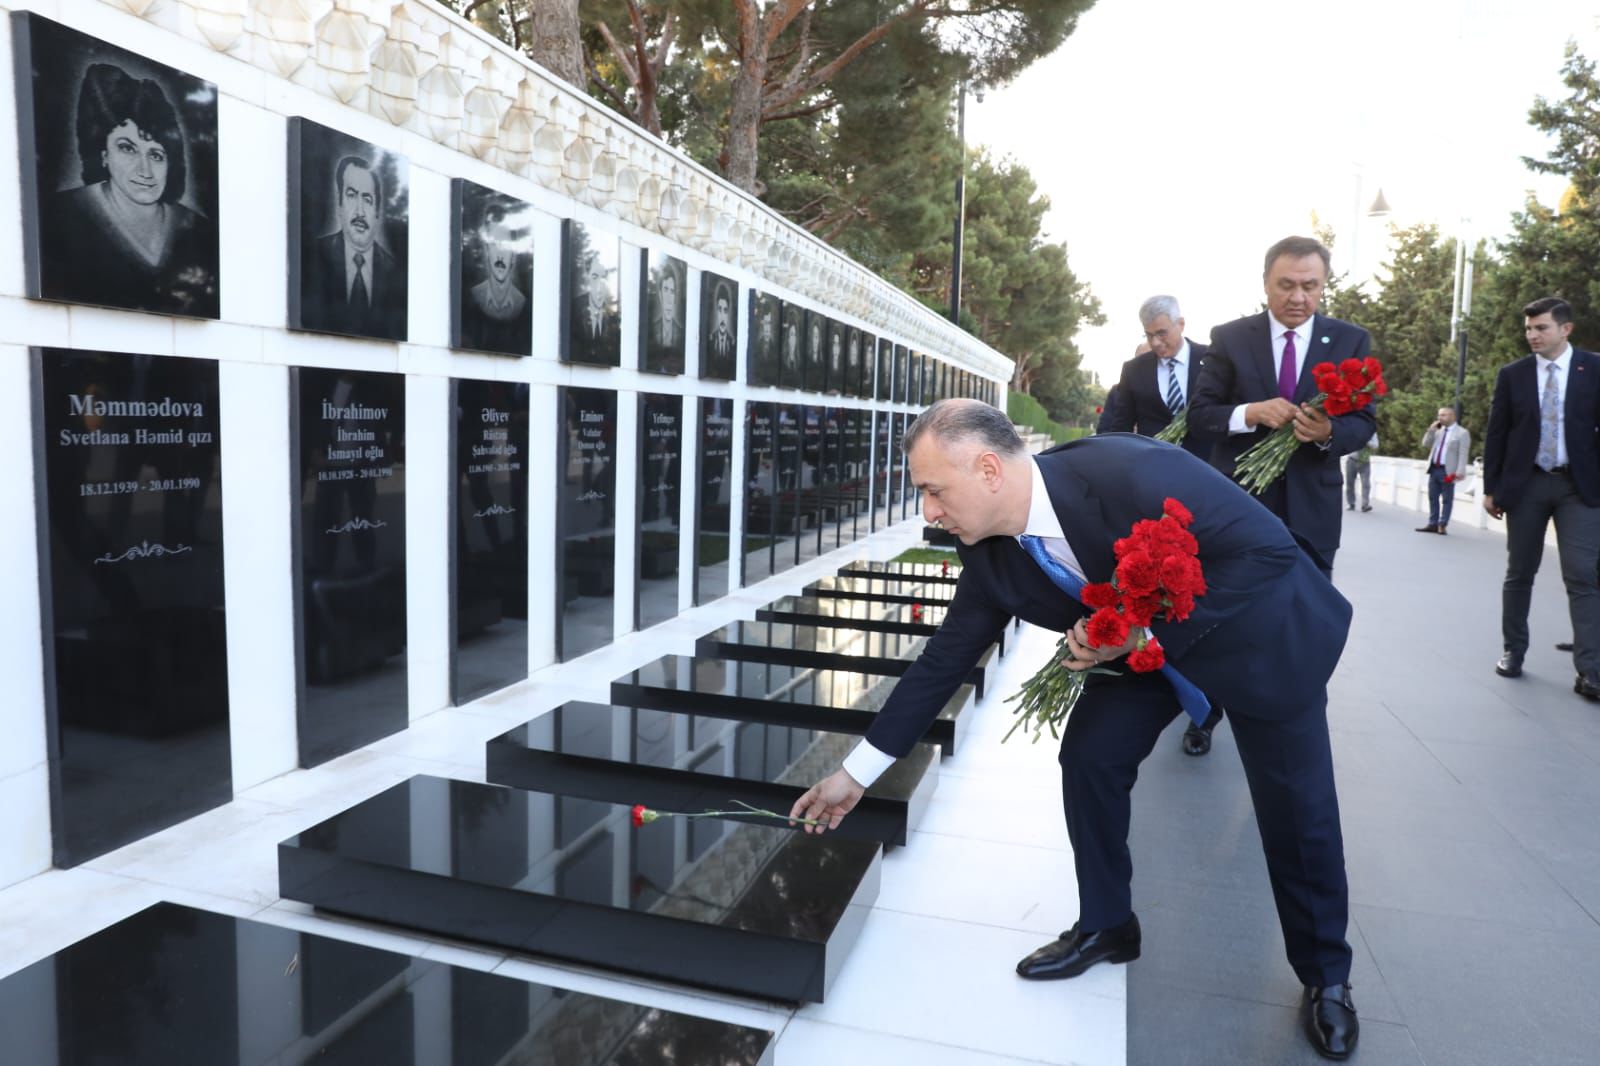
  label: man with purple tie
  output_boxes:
[1189,237,1376,574]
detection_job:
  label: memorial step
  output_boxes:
[802,574,957,606]
[486,701,937,846]
[756,594,1006,657]
[610,653,972,756]
[0,901,777,1065]
[837,558,962,586]
[279,775,880,1003]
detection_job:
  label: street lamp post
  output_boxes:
[949,78,968,324]
[1449,223,1474,417]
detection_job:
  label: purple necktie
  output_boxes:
[1278,330,1298,401]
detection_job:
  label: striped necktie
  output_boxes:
[1164,360,1184,415]
[1017,534,1212,726]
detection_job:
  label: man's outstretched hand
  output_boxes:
[789,769,865,834]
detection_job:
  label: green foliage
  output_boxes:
[891,547,961,566]
[1007,390,1070,443]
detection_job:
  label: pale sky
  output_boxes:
[965,0,1598,386]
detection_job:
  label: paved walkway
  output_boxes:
[1126,500,1600,1065]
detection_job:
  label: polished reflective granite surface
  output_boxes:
[610,653,971,755]
[0,901,776,1065]
[803,573,958,605]
[837,558,962,586]
[486,701,937,845]
[280,775,880,1002]
[756,593,949,634]
[694,619,991,698]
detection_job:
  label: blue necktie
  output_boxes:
[1018,534,1211,727]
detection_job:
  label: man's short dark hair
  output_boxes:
[334,155,381,208]
[1523,296,1572,325]
[904,398,1023,456]
[1263,236,1331,278]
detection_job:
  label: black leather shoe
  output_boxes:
[1181,724,1213,756]
[1496,651,1523,678]
[1437,525,1448,534]
[1304,984,1359,1060]
[1576,672,1600,701]
[1556,641,1575,652]
[1415,524,1438,533]
[1360,504,1372,512]
[1016,915,1140,980]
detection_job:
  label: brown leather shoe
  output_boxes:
[1304,984,1359,1060]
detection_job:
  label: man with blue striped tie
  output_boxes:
[791,400,1360,1060]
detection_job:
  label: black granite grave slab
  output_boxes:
[486,701,936,846]
[754,593,1005,656]
[636,393,682,630]
[611,654,970,755]
[837,558,962,585]
[695,618,991,699]
[803,574,957,607]
[694,398,733,604]
[451,379,528,705]
[279,775,878,1003]
[0,901,776,1065]
[557,387,617,660]
[33,348,230,866]
[293,367,407,768]
[742,402,776,585]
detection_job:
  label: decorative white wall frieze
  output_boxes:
[105,0,1016,380]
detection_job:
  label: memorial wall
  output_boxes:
[0,0,1010,887]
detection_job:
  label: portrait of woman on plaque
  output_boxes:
[16,14,220,318]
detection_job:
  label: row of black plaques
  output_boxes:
[30,348,917,867]
[10,10,996,409]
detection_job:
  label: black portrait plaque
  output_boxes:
[637,393,683,630]
[824,318,846,396]
[560,220,622,366]
[288,118,409,341]
[700,271,738,381]
[775,404,802,572]
[748,291,781,387]
[640,249,687,374]
[742,403,776,586]
[893,412,910,520]
[558,388,617,660]
[33,348,229,866]
[876,339,892,402]
[451,379,528,705]
[293,368,407,767]
[13,14,219,318]
[800,405,825,560]
[846,328,864,399]
[779,301,804,389]
[872,411,892,531]
[920,353,935,405]
[894,346,909,404]
[847,409,870,542]
[449,180,533,356]
[694,398,733,604]
[802,310,826,393]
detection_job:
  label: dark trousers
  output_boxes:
[1059,671,1352,987]
[1502,468,1600,672]
[1343,457,1370,508]
[1427,464,1456,527]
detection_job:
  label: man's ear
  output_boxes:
[977,450,1004,488]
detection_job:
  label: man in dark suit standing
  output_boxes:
[1106,295,1211,460]
[301,156,406,340]
[792,401,1361,1061]
[1483,296,1600,697]
[1189,237,1375,574]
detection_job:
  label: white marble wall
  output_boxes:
[0,0,1009,888]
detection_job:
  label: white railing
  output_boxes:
[105,0,1013,381]
[1369,455,1558,546]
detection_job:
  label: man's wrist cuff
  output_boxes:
[841,741,895,789]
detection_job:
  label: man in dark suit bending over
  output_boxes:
[792,400,1360,1060]
[1188,236,1375,575]
[1483,296,1600,698]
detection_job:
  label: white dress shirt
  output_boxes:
[1535,344,1572,468]
[842,458,1080,788]
[1229,315,1310,435]
[1158,340,1191,411]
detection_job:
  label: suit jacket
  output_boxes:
[1096,386,1122,435]
[1420,424,1471,479]
[1106,341,1212,458]
[1483,349,1600,510]
[864,435,1353,758]
[301,232,406,340]
[1188,312,1375,558]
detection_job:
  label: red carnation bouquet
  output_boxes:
[1234,357,1387,494]
[1005,498,1207,742]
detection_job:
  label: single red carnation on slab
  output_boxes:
[631,804,649,827]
